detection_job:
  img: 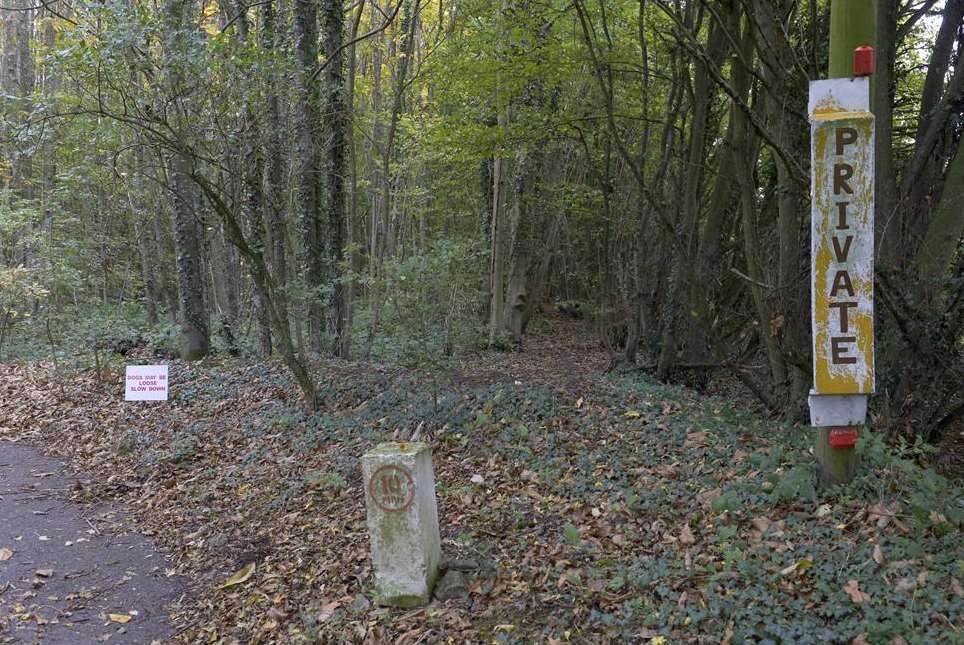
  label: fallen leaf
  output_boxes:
[654,464,677,479]
[843,579,870,603]
[108,613,132,624]
[623,410,642,419]
[470,474,485,485]
[872,543,885,565]
[679,525,696,546]
[684,431,708,447]
[895,577,917,592]
[868,502,899,529]
[0,548,13,561]
[780,559,813,576]
[751,517,771,533]
[815,504,832,518]
[316,600,341,622]
[220,562,255,589]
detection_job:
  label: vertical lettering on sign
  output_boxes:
[810,101,875,394]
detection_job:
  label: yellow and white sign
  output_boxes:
[810,78,874,394]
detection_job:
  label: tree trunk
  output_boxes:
[293,0,325,352]
[488,124,507,346]
[322,0,350,358]
[873,0,898,265]
[916,141,964,291]
[752,0,811,408]
[236,0,272,355]
[262,0,289,346]
[163,0,210,360]
[169,153,210,360]
[128,141,162,324]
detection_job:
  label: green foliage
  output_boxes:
[304,470,347,491]
[365,237,487,371]
[0,266,49,347]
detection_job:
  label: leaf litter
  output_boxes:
[0,323,961,643]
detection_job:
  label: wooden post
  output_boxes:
[811,0,876,487]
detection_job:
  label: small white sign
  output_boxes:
[125,365,169,401]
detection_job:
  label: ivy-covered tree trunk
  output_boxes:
[322,0,350,358]
[236,0,272,356]
[169,153,210,360]
[293,0,325,353]
[163,0,209,360]
[1,0,34,198]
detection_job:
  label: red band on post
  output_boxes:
[828,427,860,448]
[853,46,874,77]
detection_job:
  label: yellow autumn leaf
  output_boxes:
[780,558,813,576]
[109,613,132,624]
[221,562,255,589]
[623,410,642,418]
[651,637,667,645]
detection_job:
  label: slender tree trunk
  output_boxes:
[663,9,726,374]
[344,0,364,348]
[916,141,964,291]
[1,0,35,197]
[488,121,506,346]
[128,142,162,324]
[322,0,350,358]
[752,0,810,408]
[732,14,784,392]
[262,0,289,346]
[874,0,898,264]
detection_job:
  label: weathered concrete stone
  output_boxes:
[361,442,441,607]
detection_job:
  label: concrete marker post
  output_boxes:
[361,442,441,607]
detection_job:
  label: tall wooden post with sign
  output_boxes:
[809,0,876,486]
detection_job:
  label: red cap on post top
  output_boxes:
[854,46,875,77]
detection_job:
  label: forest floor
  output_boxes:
[0,317,961,643]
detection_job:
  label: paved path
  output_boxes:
[0,442,184,644]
